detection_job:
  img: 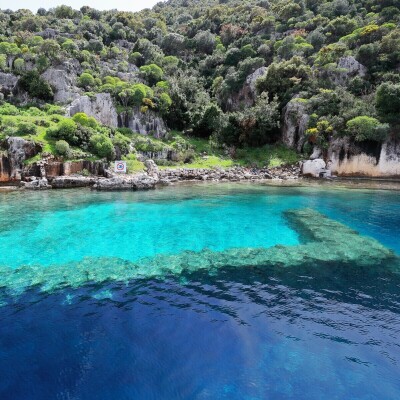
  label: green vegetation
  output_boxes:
[0,0,399,170]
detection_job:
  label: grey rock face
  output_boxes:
[282,99,310,151]
[328,137,400,177]
[0,72,18,95]
[67,93,119,127]
[144,159,159,177]
[225,67,267,111]
[337,56,367,78]
[42,67,80,104]
[119,109,167,138]
[0,137,42,181]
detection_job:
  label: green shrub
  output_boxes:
[44,104,64,115]
[55,140,70,156]
[48,119,79,144]
[24,107,45,117]
[78,72,95,89]
[89,134,115,160]
[346,116,390,142]
[112,132,131,155]
[19,71,53,101]
[0,103,20,115]
[72,112,98,128]
[17,121,37,136]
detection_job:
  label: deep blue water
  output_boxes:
[0,183,399,399]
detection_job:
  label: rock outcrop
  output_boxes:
[335,56,367,85]
[67,93,119,127]
[225,67,267,111]
[118,108,167,138]
[0,72,19,96]
[93,174,159,191]
[328,137,400,177]
[282,98,309,151]
[0,137,42,181]
[51,176,98,188]
[42,67,80,103]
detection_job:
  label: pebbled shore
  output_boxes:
[18,163,301,191]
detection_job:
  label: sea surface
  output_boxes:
[0,183,399,399]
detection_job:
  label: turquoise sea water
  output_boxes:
[0,183,399,399]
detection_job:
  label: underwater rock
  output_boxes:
[0,209,397,298]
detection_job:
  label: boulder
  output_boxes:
[337,56,367,78]
[302,159,327,177]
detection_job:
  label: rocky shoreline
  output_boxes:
[16,162,301,191]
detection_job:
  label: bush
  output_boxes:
[346,116,390,142]
[55,140,70,156]
[44,104,64,115]
[72,112,98,128]
[17,121,37,136]
[78,72,95,89]
[0,103,20,115]
[48,119,79,144]
[19,71,53,101]
[89,134,115,160]
[112,132,131,155]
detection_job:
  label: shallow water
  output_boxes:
[0,184,399,399]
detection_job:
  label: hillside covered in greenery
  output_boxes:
[0,0,399,169]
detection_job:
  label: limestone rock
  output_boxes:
[337,56,367,78]
[144,159,159,177]
[302,159,326,177]
[282,98,309,151]
[0,72,18,95]
[51,176,97,188]
[93,174,158,191]
[328,137,400,177]
[20,177,51,190]
[1,137,42,181]
[118,108,167,138]
[42,67,80,104]
[67,93,119,127]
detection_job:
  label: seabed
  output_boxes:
[1,209,398,302]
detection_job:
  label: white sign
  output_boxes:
[114,161,127,173]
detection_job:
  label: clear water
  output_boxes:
[0,184,399,399]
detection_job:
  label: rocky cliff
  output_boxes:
[328,137,400,178]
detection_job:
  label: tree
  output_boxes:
[48,119,79,145]
[346,116,390,141]
[89,134,115,160]
[194,30,216,54]
[78,72,95,89]
[19,70,53,100]
[140,64,164,86]
[376,82,400,125]
[72,112,98,129]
